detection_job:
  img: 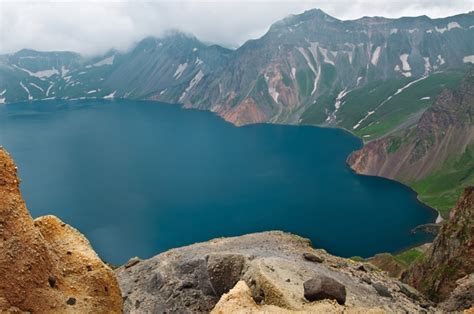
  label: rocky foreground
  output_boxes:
[0,148,123,312]
[116,231,435,313]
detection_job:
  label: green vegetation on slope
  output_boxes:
[354,71,465,140]
[337,78,412,130]
[412,144,474,217]
[394,248,425,267]
[300,90,339,125]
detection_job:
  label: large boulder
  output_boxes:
[0,148,123,313]
[303,275,346,305]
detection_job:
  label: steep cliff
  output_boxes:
[0,148,123,312]
[402,186,474,311]
[348,68,474,215]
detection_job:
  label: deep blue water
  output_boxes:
[0,100,436,264]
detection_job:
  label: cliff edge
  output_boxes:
[402,186,474,311]
[0,148,123,313]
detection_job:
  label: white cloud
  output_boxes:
[0,0,472,56]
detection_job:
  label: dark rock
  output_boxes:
[356,263,377,272]
[125,257,141,269]
[207,254,245,296]
[178,280,195,290]
[397,282,421,300]
[356,264,368,272]
[302,253,324,263]
[66,297,76,305]
[361,275,372,285]
[373,282,392,298]
[410,223,441,235]
[48,276,56,288]
[303,275,346,305]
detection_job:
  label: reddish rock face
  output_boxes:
[0,148,123,313]
[347,70,474,185]
[402,187,474,308]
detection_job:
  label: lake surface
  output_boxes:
[0,100,436,264]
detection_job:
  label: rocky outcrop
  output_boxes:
[402,186,474,310]
[348,69,474,182]
[116,231,433,313]
[211,280,383,314]
[0,148,123,312]
[348,69,474,214]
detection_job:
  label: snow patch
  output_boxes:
[434,22,461,34]
[408,29,418,33]
[268,87,279,103]
[390,28,398,34]
[179,70,204,102]
[318,47,335,65]
[356,76,363,86]
[448,22,462,30]
[437,55,446,65]
[30,83,44,93]
[160,89,167,95]
[174,62,188,79]
[345,51,353,64]
[291,67,296,79]
[61,66,69,76]
[104,90,116,99]
[46,84,53,96]
[400,54,411,71]
[0,89,5,104]
[371,46,382,66]
[195,58,203,66]
[14,65,59,79]
[353,76,428,130]
[463,55,474,64]
[87,90,97,94]
[93,55,115,67]
[420,97,431,100]
[401,72,412,78]
[297,47,320,95]
[19,82,32,100]
[423,57,431,75]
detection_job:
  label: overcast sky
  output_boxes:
[1,0,473,56]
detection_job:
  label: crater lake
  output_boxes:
[0,100,436,264]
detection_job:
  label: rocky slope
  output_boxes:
[348,68,474,216]
[1,10,473,127]
[0,147,122,312]
[115,231,434,313]
[402,186,474,311]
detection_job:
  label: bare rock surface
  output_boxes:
[403,186,474,309]
[115,231,434,313]
[0,147,123,313]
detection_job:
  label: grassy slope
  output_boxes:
[411,144,474,217]
[331,71,469,216]
[354,71,465,140]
